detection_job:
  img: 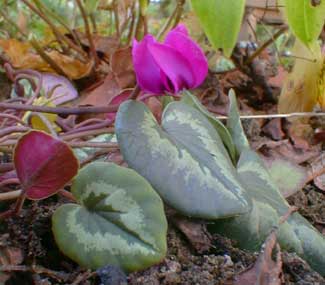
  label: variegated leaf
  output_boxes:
[226,89,249,157]
[181,91,237,163]
[211,93,325,275]
[116,100,249,219]
[52,162,167,272]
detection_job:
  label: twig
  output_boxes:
[75,0,100,67]
[0,178,20,189]
[214,111,325,120]
[245,25,288,65]
[21,0,87,58]
[0,102,119,115]
[113,0,121,39]
[0,190,21,201]
[68,142,118,148]
[157,0,184,40]
[0,113,28,126]
[64,119,113,135]
[29,38,69,78]
[0,126,30,138]
[60,127,115,141]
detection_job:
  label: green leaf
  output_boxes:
[284,0,325,47]
[212,94,325,275]
[264,158,308,198]
[190,0,245,57]
[52,162,167,272]
[181,91,237,163]
[226,89,249,158]
[212,148,325,275]
[116,100,249,219]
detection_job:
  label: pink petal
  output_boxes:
[132,36,165,94]
[164,26,208,88]
[148,42,195,93]
[171,24,189,36]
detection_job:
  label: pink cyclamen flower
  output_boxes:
[132,25,208,95]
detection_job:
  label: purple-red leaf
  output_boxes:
[14,131,79,200]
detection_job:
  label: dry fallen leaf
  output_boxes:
[310,152,325,191]
[0,39,93,79]
[110,47,136,89]
[279,41,325,112]
[172,216,212,253]
[234,230,282,285]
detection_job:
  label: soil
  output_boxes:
[1,184,325,285]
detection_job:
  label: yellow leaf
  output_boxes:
[278,40,324,113]
[0,39,93,80]
[23,97,61,133]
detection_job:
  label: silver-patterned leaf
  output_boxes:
[116,100,249,219]
[52,162,167,272]
[181,91,237,163]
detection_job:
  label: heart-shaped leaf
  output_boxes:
[116,100,249,219]
[52,162,167,272]
[210,92,325,275]
[181,91,237,163]
[284,0,325,48]
[14,131,79,200]
[190,0,245,57]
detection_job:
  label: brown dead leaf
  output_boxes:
[258,139,320,164]
[262,118,285,141]
[69,32,119,60]
[172,216,212,253]
[0,39,93,79]
[310,152,325,191]
[234,230,282,285]
[111,47,135,89]
[0,246,24,283]
[79,73,121,107]
[288,120,315,150]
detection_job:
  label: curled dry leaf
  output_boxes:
[172,216,212,253]
[310,152,325,191]
[41,73,79,105]
[234,230,282,285]
[0,39,93,80]
[14,130,79,200]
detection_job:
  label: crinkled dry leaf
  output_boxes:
[0,39,93,79]
[172,217,212,253]
[111,47,135,89]
[234,230,282,285]
[310,152,325,191]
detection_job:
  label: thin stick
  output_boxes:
[60,127,115,140]
[0,102,119,115]
[0,190,22,201]
[245,25,288,65]
[75,0,99,67]
[214,111,325,120]
[29,38,69,78]
[68,142,118,148]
